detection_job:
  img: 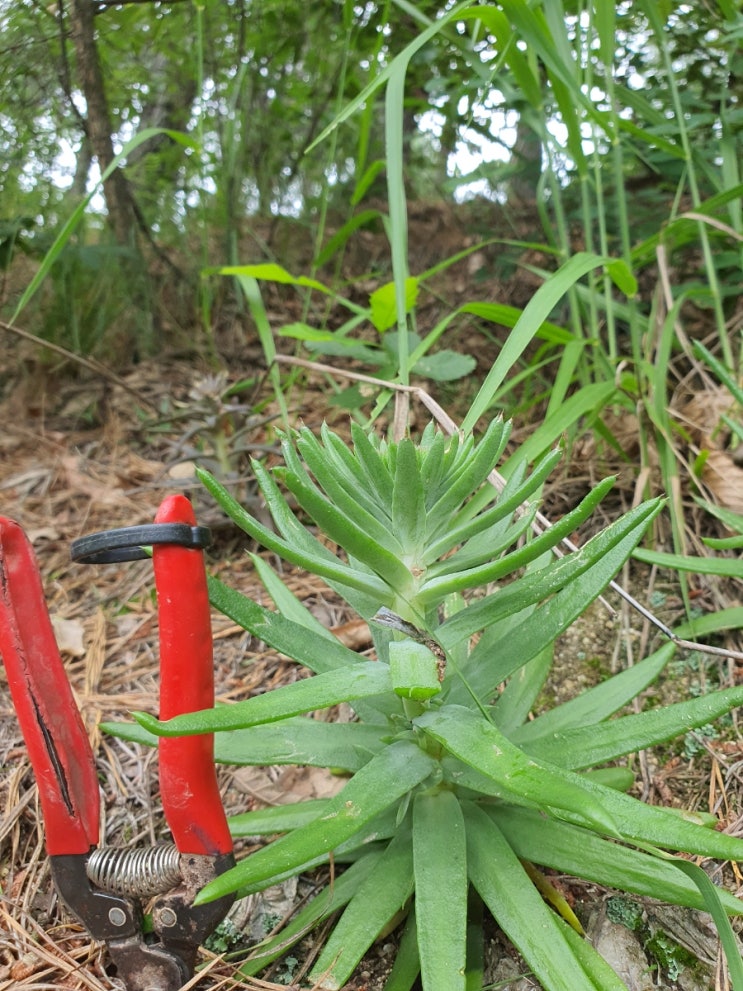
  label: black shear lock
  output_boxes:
[71,523,212,564]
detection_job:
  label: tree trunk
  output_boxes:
[68,0,139,245]
[506,113,543,208]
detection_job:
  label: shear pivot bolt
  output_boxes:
[108,907,128,927]
[157,907,178,928]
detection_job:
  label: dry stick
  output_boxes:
[275,353,743,663]
[0,320,158,411]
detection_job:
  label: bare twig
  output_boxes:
[0,320,158,411]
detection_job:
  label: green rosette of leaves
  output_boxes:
[111,419,743,991]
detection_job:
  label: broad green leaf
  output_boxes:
[370,277,419,332]
[522,685,743,769]
[413,790,467,991]
[134,662,392,736]
[412,350,477,382]
[208,262,332,296]
[464,803,607,991]
[382,906,420,991]
[194,740,436,903]
[309,827,415,989]
[494,643,553,735]
[416,706,618,836]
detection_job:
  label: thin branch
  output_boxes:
[0,320,158,411]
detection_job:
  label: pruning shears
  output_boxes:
[0,495,235,991]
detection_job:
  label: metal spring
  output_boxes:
[86,843,182,899]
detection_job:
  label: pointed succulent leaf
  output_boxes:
[424,508,534,577]
[276,460,413,590]
[416,706,618,836]
[438,500,657,653]
[511,642,675,742]
[449,498,664,701]
[135,661,393,736]
[464,803,609,991]
[102,716,384,771]
[229,798,331,836]
[309,826,415,989]
[194,740,436,903]
[198,467,387,599]
[392,438,427,553]
[491,804,743,916]
[296,427,394,528]
[522,684,743,770]
[207,576,383,676]
[420,475,616,601]
[350,422,394,503]
[425,419,510,534]
[424,446,562,563]
[413,789,468,991]
[239,851,383,977]
[389,640,442,701]
[557,773,743,860]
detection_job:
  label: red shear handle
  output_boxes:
[0,520,99,855]
[152,496,232,857]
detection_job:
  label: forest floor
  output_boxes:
[1,204,743,990]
